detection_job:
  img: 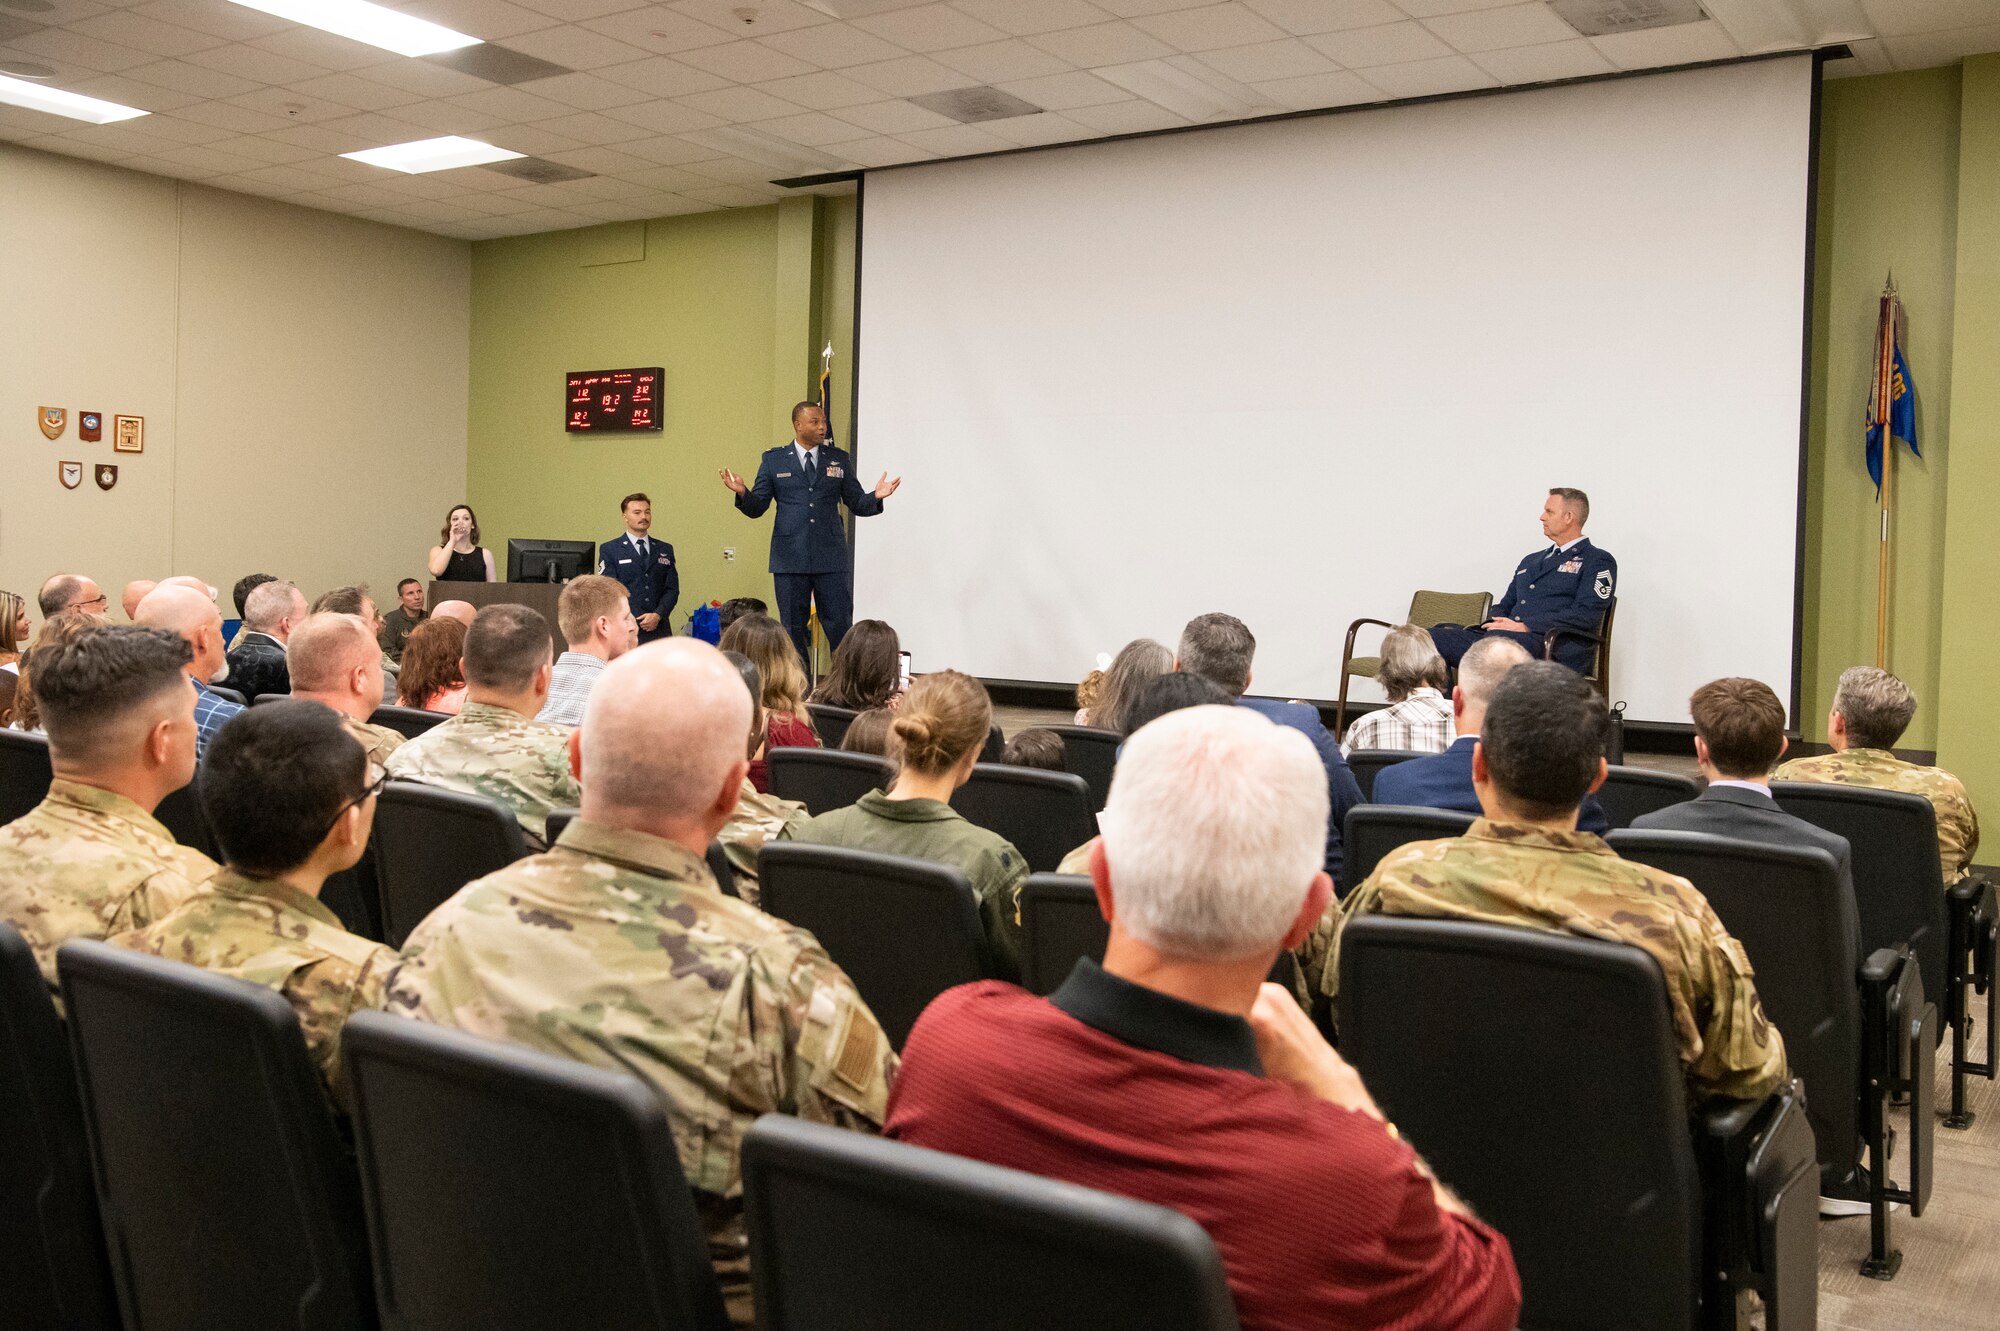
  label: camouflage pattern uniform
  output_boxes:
[383,701,580,850]
[719,778,807,908]
[111,867,394,1108]
[0,780,216,993]
[385,818,894,1327]
[1775,748,1980,886]
[1305,818,1789,1104]
[782,791,1030,981]
[341,712,405,766]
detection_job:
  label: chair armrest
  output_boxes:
[1340,617,1397,665]
[1859,945,1907,988]
[1543,623,1605,652]
[1696,1079,1818,1330]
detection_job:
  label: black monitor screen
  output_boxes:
[507,539,596,584]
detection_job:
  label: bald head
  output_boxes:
[433,600,476,626]
[135,585,226,684]
[159,575,218,600]
[580,640,750,841]
[289,613,382,709]
[243,580,307,641]
[1455,636,1534,736]
[39,574,103,618]
[121,580,158,619]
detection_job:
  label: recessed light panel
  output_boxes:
[225,0,480,58]
[0,72,148,124]
[342,135,525,173]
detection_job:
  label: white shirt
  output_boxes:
[1706,778,1773,797]
[793,442,821,473]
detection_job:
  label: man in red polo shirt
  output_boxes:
[886,705,1519,1331]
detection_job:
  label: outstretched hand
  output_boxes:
[718,467,747,495]
[873,473,901,500]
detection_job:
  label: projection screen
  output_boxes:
[852,55,1816,724]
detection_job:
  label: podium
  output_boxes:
[428,581,566,653]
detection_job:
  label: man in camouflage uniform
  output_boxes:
[0,625,216,994]
[287,610,406,764]
[387,640,893,1325]
[717,648,807,906]
[385,604,579,849]
[113,704,393,1107]
[1776,665,1980,886]
[1306,662,1788,1106]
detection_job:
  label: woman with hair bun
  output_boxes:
[782,669,1028,978]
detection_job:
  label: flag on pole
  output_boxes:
[818,341,836,449]
[1865,290,1919,493]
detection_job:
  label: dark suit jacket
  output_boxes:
[1372,735,1610,835]
[733,442,883,574]
[597,532,679,641]
[1629,784,1856,906]
[1237,696,1364,887]
[223,632,290,703]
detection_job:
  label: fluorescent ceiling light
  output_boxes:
[225,0,480,57]
[342,135,524,173]
[0,72,148,124]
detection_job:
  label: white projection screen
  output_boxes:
[853,56,1816,725]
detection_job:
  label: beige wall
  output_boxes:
[0,144,469,626]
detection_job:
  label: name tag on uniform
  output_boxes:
[826,465,843,478]
[1558,559,1582,574]
[617,558,632,565]
[776,471,793,479]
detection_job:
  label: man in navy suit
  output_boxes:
[720,402,900,665]
[1430,488,1616,675]
[598,493,678,644]
[1375,636,1611,834]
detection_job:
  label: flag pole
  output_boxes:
[1874,276,1897,668]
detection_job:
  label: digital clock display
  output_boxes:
[567,367,663,433]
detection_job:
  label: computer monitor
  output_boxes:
[507,538,595,584]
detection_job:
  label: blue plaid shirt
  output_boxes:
[190,676,245,759]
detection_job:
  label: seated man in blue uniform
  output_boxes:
[1429,487,1615,675]
[720,402,900,665]
[597,492,678,645]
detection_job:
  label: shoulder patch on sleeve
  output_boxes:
[835,1011,878,1091]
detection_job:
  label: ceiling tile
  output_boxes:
[20,133,139,164]
[756,22,910,67]
[245,29,387,71]
[1588,19,1741,71]
[211,132,324,162]
[623,161,718,188]
[166,98,289,130]
[894,120,1013,152]
[1242,0,1400,37]
[537,108,660,141]
[446,84,577,122]
[284,70,426,110]
[144,141,272,174]
[1391,0,1521,16]
[1131,3,1286,51]
[122,57,266,98]
[397,0,562,41]
[751,108,872,143]
[485,122,591,153]
[515,0,656,21]
[973,107,1089,142]
[682,182,785,206]
[844,51,982,93]
[128,0,290,43]
[1357,50,1493,94]
[949,0,1118,39]
[829,96,956,131]
[596,54,731,95]
[932,36,1072,80]
[675,154,788,182]
[182,42,329,84]
[582,5,738,53]
[67,11,226,58]
[352,59,492,98]
[997,67,1126,106]
[602,96,729,130]
[263,119,375,151]
[1422,3,1575,53]
[1857,0,1995,39]
[852,4,1008,51]
[1026,19,1175,63]
[382,98,511,133]
[541,141,659,169]
[1469,35,1610,83]
[677,83,804,117]
[230,159,351,190]
[1194,36,1336,80]
[1248,66,1379,108]
[669,0,832,38]
[517,69,658,107]
[755,69,881,107]
[1880,22,2000,71]
[819,133,934,165]
[1092,0,1214,16]
[501,24,653,68]
[10,27,155,72]
[1305,20,1451,66]
[676,36,819,79]
[63,71,208,111]
[127,111,241,143]
[1064,95,1186,130]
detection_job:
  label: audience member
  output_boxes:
[784,669,1029,978]
[395,617,468,713]
[1373,637,1611,834]
[1342,625,1454,755]
[228,572,277,650]
[428,503,494,582]
[1776,665,1979,885]
[1310,663,1789,1105]
[719,613,821,791]
[1,589,28,675]
[1073,667,1105,724]
[887,705,1521,1331]
[312,584,376,625]
[1082,638,1173,732]
[384,605,579,849]
[135,584,244,760]
[290,613,406,764]
[716,651,808,906]
[1055,673,1235,874]
[1177,613,1363,887]
[158,575,218,600]
[432,599,477,627]
[538,575,638,728]
[387,639,892,1326]
[379,578,428,663]
[1002,728,1066,771]
[810,618,903,711]
[717,596,767,634]
[10,613,112,733]
[0,625,217,991]
[840,707,892,756]
[223,579,306,702]
[120,580,157,620]
[111,704,392,1107]
[38,573,107,618]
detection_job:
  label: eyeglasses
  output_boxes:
[66,594,109,612]
[318,763,388,841]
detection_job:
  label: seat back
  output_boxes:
[373,781,527,948]
[151,777,216,860]
[0,728,53,825]
[952,765,1095,874]
[206,684,248,707]
[758,843,985,1048]
[1046,725,1119,811]
[1407,589,1494,630]
[343,1012,729,1331]
[806,703,858,749]
[546,806,577,845]
[1608,830,1862,1179]
[1339,917,1700,1329]
[250,692,291,706]
[0,925,117,1330]
[369,704,448,740]
[1771,782,1948,1003]
[1018,874,1106,996]
[768,749,893,816]
[1343,749,1420,802]
[57,941,374,1331]
[742,1116,1238,1331]
[1340,806,1474,891]
[1595,766,1701,830]
[705,840,739,899]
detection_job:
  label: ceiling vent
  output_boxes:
[908,86,1043,124]
[424,45,572,86]
[1550,0,1707,37]
[483,157,595,184]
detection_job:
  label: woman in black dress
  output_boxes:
[428,504,494,582]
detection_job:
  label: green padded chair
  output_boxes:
[1336,590,1491,739]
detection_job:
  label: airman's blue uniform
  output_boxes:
[598,531,678,644]
[733,441,884,661]
[1431,538,1616,673]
